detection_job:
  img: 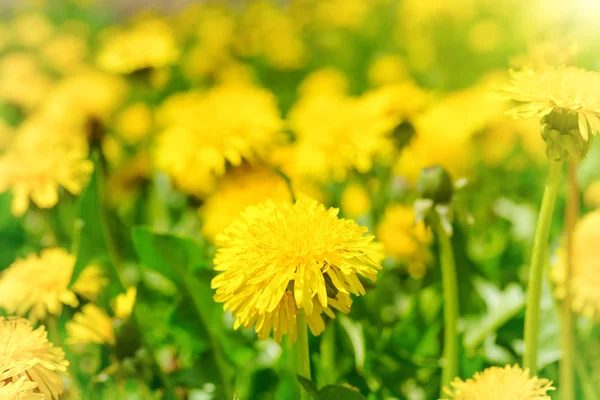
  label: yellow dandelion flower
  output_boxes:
[340,184,371,218]
[285,92,396,181]
[0,317,69,399]
[212,199,382,342]
[0,53,53,110]
[551,210,600,319]
[156,84,284,197]
[443,364,554,400]
[115,103,153,145]
[584,180,600,209]
[0,248,105,322]
[0,130,93,216]
[42,33,88,73]
[67,304,116,346]
[11,13,53,48]
[497,66,600,140]
[67,287,136,345]
[367,54,409,88]
[298,68,349,97]
[97,17,179,74]
[377,204,433,279]
[71,265,108,301]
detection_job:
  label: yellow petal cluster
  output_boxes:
[0,317,69,399]
[212,199,382,342]
[155,84,284,196]
[443,364,554,400]
[97,17,179,74]
[0,248,105,322]
[551,209,600,319]
[497,66,600,140]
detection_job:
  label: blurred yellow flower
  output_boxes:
[199,167,293,242]
[298,68,349,97]
[156,84,284,196]
[11,13,53,48]
[0,53,53,110]
[377,204,433,278]
[0,248,105,322]
[67,287,136,346]
[42,33,88,73]
[97,17,179,74]
[236,0,306,69]
[443,364,554,400]
[212,199,382,342]
[0,130,93,216]
[498,66,600,140]
[551,210,600,319]
[115,103,153,145]
[341,183,371,218]
[368,54,409,87]
[584,180,600,209]
[284,91,397,181]
[0,317,69,399]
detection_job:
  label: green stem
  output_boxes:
[96,159,179,400]
[318,322,336,386]
[560,161,577,400]
[523,159,564,373]
[435,218,460,393]
[296,310,311,400]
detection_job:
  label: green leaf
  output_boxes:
[70,153,107,286]
[296,375,320,399]
[319,385,366,400]
[338,315,366,373]
[463,278,525,353]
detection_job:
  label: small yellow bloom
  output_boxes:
[498,66,600,140]
[584,180,600,209]
[0,53,53,110]
[377,204,433,279]
[97,17,179,74]
[0,248,106,322]
[298,68,349,97]
[11,13,53,48]
[42,33,88,73]
[67,287,136,346]
[551,210,600,319]
[341,184,371,218]
[212,199,382,342]
[115,103,153,145]
[156,84,284,196]
[0,130,93,216]
[367,54,409,88]
[0,317,69,399]
[443,364,554,400]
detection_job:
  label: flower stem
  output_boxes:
[560,161,578,400]
[296,310,312,400]
[435,218,460,393]
[523,159,564,374]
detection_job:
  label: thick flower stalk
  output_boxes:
[498,65,600,373]
[211,199,383,343]
[0,317,69,399]
[443,364,554,400]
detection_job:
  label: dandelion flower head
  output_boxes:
[497,66,600,140]
[0,248,105,322]
[155,84,284,197]
[97,17,179,74]
[443,364,554,400]
[0,127,93,216]
[551,209,600,319]
[0,317,69,399]
[212,199,382,342]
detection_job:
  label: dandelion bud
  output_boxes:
[416,166,453,204]
[541,110,592,161]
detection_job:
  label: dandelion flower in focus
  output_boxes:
[0,248,106,322]
[443,364,554,400]
[497,66,600,140]
[377,204,432,279]
[212,199,382,342]
[97,17,179,74]
[156,84,284,196]
[67,287,137,346]
[0,317,69,399]
[551,210,600,319]
[0,131,93,216]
